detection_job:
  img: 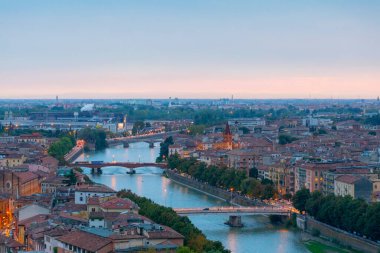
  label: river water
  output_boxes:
[75,142,309,253]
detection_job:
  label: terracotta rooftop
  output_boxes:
[145,225,184,240]
[76,184,116,193]
[18,214,50,226]
[100,197,138,210]
[57,230,112,252]
[335,175,365,184]
[13,171,39,184]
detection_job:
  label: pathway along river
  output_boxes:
[75,142,309,253]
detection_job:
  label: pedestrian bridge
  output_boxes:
[173,206,291,216]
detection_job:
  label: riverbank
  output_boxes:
[64,146,83,163]
[81,167,230,253]
[298,215,380,253]
[117,189,230,253]
[165,169,264,207]
[78,143,312,253]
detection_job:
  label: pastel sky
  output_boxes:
[1,0,380,99]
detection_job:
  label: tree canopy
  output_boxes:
[292,189,380,241]
[77,127,108,150]
[48,136,75,165]
[117,190,229,253]
[167,155,276,199]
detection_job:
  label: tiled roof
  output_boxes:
[76,184,116,193]
[57,230,112,252]
[100,197,138,210]
[18,214,50,226]
[335,175,364,184]
[13,171,39,184]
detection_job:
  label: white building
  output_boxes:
[74,184,116,204]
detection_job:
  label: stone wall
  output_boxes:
[165,169,263,206]
[304,216,380,253]
[64,146,83,163]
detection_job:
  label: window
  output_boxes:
[80,197,83,201]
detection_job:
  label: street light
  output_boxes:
[230,187,234,206]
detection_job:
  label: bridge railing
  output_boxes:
[174,206,291,214]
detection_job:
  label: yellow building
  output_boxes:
[0,154,26,168]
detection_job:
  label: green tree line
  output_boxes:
[156,136,174,162]
[117,189,229,253]
[167,155,276,199]
[48,136,75,164]
[292,189,380,241]
[77,127,108,150]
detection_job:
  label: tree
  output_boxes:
[362,203,380,240]
[238,127,250,134]
[132,121,145,135]
[48,136,75,165]
[292,188,311,212]
[176,247,195,253]
[156,136,174,162]
[188,125,205,136]
[117,190,230,253]
[262,185,275,200]
[77,128,108,150]
[249,167,258,178]
[278,134,298,145]
[240,178,262,198]
[305,191,323,217]
[283,193,292,201]
[64,169,77,185]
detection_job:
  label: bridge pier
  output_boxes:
[149,142,154,148]
[225,215,243,227]
[123,142,129,148]
[127,168,136,174]
[96,168,102,174]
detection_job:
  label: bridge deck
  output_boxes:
[69,162,167,169]
[174,206,291,216]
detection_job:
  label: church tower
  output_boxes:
[223,122,233,149]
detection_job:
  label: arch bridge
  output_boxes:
[69,162,167,172]
[174,206,292,227]
[174,206,291,216]
[106,131,179,147]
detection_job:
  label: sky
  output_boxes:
[1,0,380,99]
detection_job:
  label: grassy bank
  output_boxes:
[304,240,363,253]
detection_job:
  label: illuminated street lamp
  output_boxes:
[230,187,234,206]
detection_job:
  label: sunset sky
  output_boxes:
[1,0,379,99]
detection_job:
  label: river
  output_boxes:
[75,142,309,253]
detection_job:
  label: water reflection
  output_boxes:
[227,230,237,253]
[77,142,309,253]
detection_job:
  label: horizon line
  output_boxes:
[0,97,378,101]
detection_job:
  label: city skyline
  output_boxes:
[1,0,380,99]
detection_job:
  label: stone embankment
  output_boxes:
[298,215,380,253]
[64,146,84,163]
[165,169,263,207]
